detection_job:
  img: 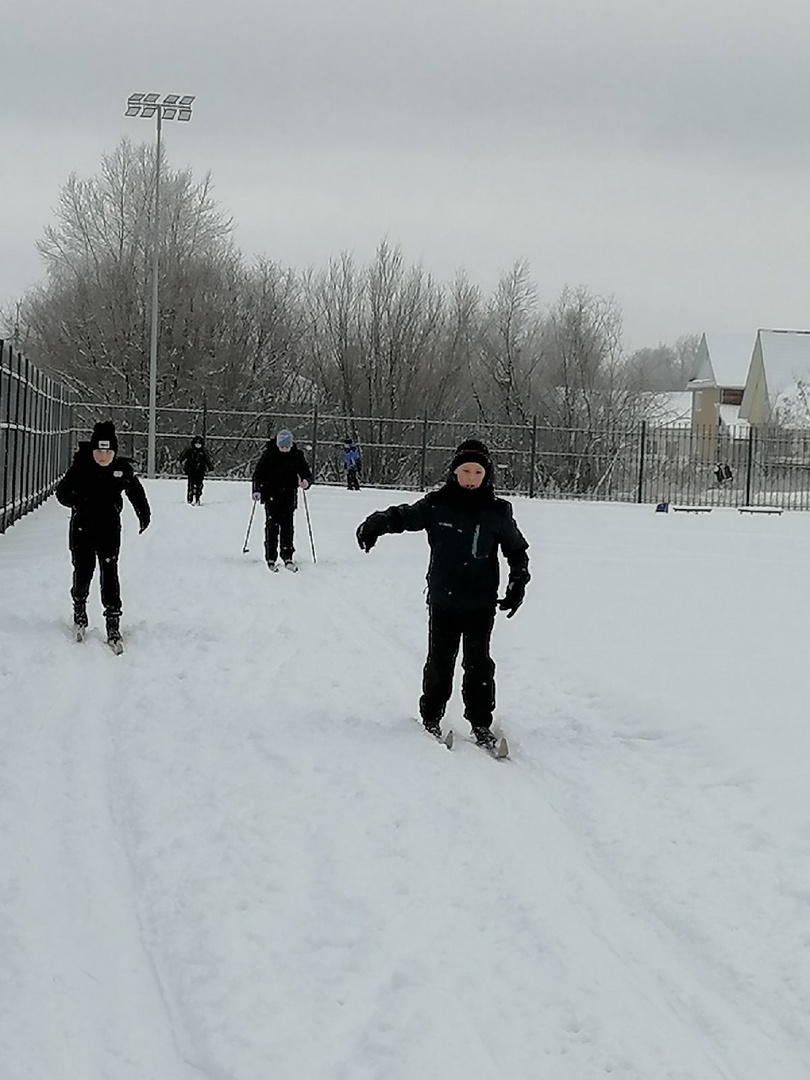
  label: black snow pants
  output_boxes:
[187,472,204,503]
[69,515,122,617]
[346,467,360,491]
[419,605,496,730]
[263,497,296,563]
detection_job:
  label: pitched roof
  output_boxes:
[639,391,692,426]
[757,329,810,406]
[689,332,755,389]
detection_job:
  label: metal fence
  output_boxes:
[0,343,75,534]
[68,400,810,509]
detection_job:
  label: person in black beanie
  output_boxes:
[55,421,150,651]
[179,434,213,505]
[356,438,530,753]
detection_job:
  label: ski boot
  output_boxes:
[283,560,299,573]
[267,560,279,572]
[73,600,88,642]
[472,726,509,759]
[472,726,497,750]
[422,719,453,749]
[106,614,124,655]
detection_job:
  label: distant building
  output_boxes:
[739,329,810,426]
[687,332,753,433]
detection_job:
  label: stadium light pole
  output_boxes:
[125,92,195,477]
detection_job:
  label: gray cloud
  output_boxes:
[4,0,810,349]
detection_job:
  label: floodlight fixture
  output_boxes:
[123,92,195,122]
[124,91,196,476]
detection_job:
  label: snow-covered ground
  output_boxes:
[3,480,810,1079]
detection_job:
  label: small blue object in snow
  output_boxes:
[656,501,669,513]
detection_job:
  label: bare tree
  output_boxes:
[23,138,235,407]
[473,260,543,425]
[625,333,701,391]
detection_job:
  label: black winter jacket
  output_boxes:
[252,443,313,504]
[55,444,151,531]
[179,444,212,476]
[368,480,530,612]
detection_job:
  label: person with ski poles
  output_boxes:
[55,420,151,652]
[342,437,361,490]
[355,438,529,753]
[251,428,313,571]
[179,434,213,505]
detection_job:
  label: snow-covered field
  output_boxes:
[2,480,810,1079]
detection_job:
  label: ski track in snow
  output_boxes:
[3,481,810,1078]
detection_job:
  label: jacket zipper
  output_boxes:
[471,524,480,557]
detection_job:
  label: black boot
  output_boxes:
[472,726,497,750]
[106,613,122,645]
[73,600,88,629]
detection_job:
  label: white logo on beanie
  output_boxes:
[97,440,111,450]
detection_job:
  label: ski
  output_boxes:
[419,720,454,749]
[484,737,509,760]
[474,734,509,759]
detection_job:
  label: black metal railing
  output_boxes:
[0,343,75,534]
[66,399,810,509]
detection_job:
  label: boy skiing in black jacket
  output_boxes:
[356,439,529,753]
[251,428,313,571]
[179,435,212,505]
[55,421,151,651]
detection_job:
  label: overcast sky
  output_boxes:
[4,0,810,351]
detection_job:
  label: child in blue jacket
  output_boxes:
[343,438,361,490]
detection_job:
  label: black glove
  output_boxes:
[139,519,150,534]
[498,579,526,618]
[356,516,383,552]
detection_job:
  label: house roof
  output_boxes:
[689,332,755,389]
[757,329,810,407]
[639,391,692,426]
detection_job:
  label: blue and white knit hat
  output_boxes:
[276,428,294,449]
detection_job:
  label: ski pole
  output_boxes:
[242,500,257,554]
[302,487,317,564]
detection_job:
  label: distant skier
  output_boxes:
[355,438,529,752]
[342,437,361,491]
[251,428,313,571]
[179,434,212,505]
[55,421,151,651]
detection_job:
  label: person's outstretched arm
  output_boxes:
[356,496,431,551]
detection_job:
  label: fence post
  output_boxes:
[0,342,7,533]
[311,404,319,479]
[636,420,647,503]
[419,416,429,490]
[202,394,207,439]
[528,415,538,498]
[9,351,23,526]
[744,425,754,506]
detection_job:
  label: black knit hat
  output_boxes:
[90,421,118,453]
[450,438,492,479]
